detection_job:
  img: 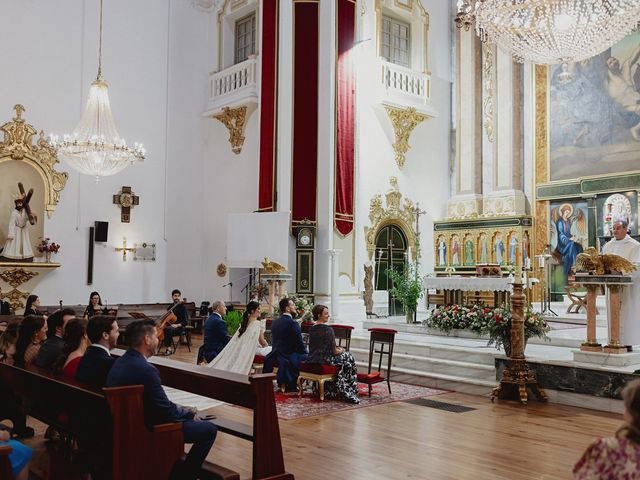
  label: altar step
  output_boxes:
[349,336,498,396]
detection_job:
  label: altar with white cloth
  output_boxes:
[424,276,513,307]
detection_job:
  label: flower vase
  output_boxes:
[45,251,51,263]
[406,309,415,324]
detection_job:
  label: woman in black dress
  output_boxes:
[307,304,359,404]
[23,295,43,316]
[83,291,108,319]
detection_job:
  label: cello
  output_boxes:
[157,301,182,343]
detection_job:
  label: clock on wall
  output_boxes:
[297,227,314,248]
[294,223,315,295]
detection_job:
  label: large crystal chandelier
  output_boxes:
[455,0,640,65]
[50,0,145,180]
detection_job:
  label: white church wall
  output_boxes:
[0,0,210,306]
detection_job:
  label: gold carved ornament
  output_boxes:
[384,106,427,169]
[364,177,418,260]
[0,268,39,311]
[534,65,549,258]
[213,106,248,155]
[216,263,227,277]
[0,105,69,218]
[482,43,494,143]
[261,257,287,274]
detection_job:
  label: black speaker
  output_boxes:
[94,221,109,242]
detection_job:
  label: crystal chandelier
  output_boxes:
[455,0,640,65]
[50,0,145,180]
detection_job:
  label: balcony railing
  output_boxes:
[206,56,258,113]
[380,60,431,103]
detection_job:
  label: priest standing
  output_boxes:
[603,220,640,346]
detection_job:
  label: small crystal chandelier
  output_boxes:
[455,0,640,65]
[49,0,145,180]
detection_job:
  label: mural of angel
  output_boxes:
[551,203,587,281]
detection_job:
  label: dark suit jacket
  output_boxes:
[0,301,9,315]
[202,313,230,363]
[106,348,194,427]
[35,335,64,370]
[270,314,306,356]
[75,344,116,387]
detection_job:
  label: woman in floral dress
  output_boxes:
[574,379,640,479]
[307,305,359,404]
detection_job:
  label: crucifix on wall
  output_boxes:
[114,237,135,262]
[113,186,139,223]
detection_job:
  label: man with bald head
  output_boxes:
[201,300,230,363]
[603,220,640,347]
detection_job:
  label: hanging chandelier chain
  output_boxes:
[97,0,104,80]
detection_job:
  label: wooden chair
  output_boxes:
[296,362,339,401]
[357,327,397,397]
[565,285,599,314]
[330,324,354,350]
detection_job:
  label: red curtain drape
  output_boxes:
[258,0,279,212]
[291,0,319,225]
[335,0,356,235]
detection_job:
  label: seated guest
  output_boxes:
[35,308,75,370]
[23,294,44,317]
[574,379,640,478]
[201,300,230,363]
[107,320,217,480]
[0,317,21,365]
[264,297,308,392]
[162,289,189,356]
[76,315,119,387]
[14,315,47,368]
[53,318,89,378]
[0,286,10,315]
[0,428,32,480]
[307,305,359,404]
[83,291,108,319]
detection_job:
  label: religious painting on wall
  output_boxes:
[478,232,489,264]
[508,232,518,266]
[546,31,640,182]
[549,200,589,294]
[493,233,505,265]
[436,235,446,266]
[451,235,460,266]
[463,234,474,266]
[595,191,638,239]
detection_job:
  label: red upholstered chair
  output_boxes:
[252,354,265,374]
[301,321,314,349]
[330,324,354,350]
[297,362,340,401]
[357,327,397,397]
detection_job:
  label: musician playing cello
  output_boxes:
[162,289,189,356]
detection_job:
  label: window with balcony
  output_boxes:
[235,13,256,64]
[381,15,410,68]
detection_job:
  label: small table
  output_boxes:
[574,274,633,354]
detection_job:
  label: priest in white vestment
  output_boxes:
[602,220,640,346]
[1,197,34,260]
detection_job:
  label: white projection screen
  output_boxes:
[226,212,290,268]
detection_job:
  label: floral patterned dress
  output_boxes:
[307,324,359,404]
[574,436,640,479]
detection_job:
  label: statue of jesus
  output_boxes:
[1,188,37,262]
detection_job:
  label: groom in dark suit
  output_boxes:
[264,297,308,392]
[201,300,230,363]
[76,315,120,387]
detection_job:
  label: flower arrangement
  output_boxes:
[269,292,314,321]
[427,303,551,354]
[37,238,60,254]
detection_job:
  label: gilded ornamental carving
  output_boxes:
[384,106,427,168]
[0,268,38,288]
[213,106,248,155]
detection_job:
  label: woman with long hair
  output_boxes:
[23,295,42,316]
[0,317,22,364]
[306,305,359,404]
[207,301,271,374]
[53,318,89,378]
[574,379,640,478]
[14,315,47,368]
[84,291,108,319]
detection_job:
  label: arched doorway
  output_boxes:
[374,224,407,315]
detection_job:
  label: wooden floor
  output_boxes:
[26,333,621,480]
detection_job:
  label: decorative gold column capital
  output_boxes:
[384,105,427,168]
[213,106,248,155]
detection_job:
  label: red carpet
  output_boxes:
[274,382,447,420]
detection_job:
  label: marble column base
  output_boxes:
[573,350,640,367]
[446,194,483,219]
[481,189,526,217]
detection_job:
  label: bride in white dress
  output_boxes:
[207,301,271,375]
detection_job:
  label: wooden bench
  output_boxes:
[0,362,189,479]
[112,349,295,479]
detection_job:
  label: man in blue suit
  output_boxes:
[263,297,308,392]
[76,315,119,387]
[107,320,217,480]
[201,300,230,363]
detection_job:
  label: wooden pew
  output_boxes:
[0,362,184,480]
[112,348,295,480]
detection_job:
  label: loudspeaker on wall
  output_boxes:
[94,221,109,242]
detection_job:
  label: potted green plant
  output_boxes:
[387,263,423,323]
[223,310,242,336]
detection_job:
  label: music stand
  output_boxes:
[534,253,557,317]
[128,311,153,321]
